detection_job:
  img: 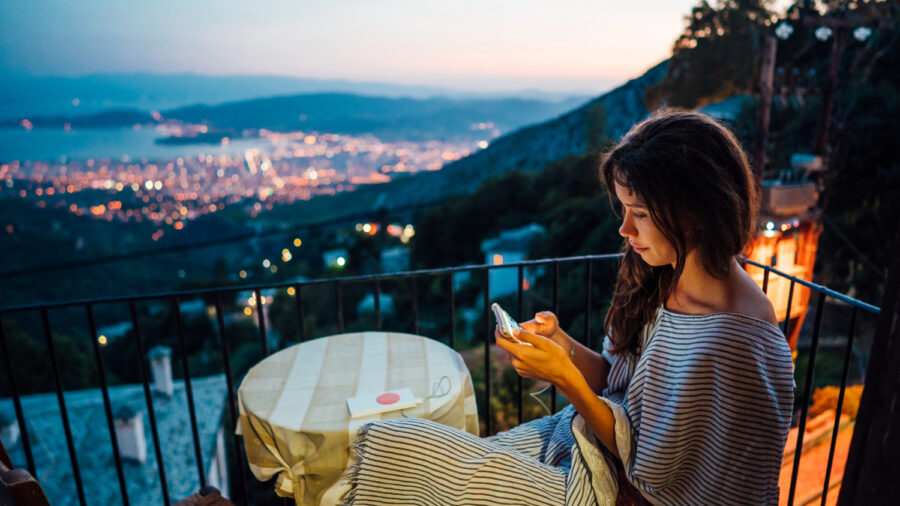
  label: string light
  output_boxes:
[776,21,793,40]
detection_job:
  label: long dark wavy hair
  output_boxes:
[601,109,759,356]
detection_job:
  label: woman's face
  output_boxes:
[614,182,677,267]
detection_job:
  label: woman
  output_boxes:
[344,109,794,505]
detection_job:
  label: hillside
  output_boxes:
[163,93,589,142]
[1,93,588,143]
[0,73,595,120]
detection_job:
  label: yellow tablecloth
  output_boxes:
[237,331,479,505]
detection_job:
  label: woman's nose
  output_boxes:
[619,216,636,238]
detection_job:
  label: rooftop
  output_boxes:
[1,375,227,505]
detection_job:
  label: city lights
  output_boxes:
[2,129,473,240]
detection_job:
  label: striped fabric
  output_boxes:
[343,405,605,505]
[345,306,794,505]
[606,307,795,505]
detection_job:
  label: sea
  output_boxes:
[0,127,272,163]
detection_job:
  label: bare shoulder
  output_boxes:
[738,291,778,327]
[731,265,779,326]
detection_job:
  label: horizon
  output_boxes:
[0,0,792,95]
[1,70,617,99]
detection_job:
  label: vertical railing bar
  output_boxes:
[40,307,87,506]
[336,282,345,333]
[517,264,524,425]
[171,298,206,488]
[254,288,270,356]
[449,274,456,349]
[374,279,382,331]
[584,260,592,350]
[411,277,419,335]
[85,303,130,506]
[762,268,770,294]
[129,301,170,505]
[483,269,492,436]
[294,284,307,342]
[0,314,36,476]
[787,290,826,506]
[214,293,251,506]
[551,262,559,414]
[783,280,796,336]
[820,305,859,505]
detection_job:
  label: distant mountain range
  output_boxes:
[1,93,591,142]
[0,73,599,121]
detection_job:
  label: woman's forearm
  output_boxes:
[559,370,620,459]
[561,331,610,394]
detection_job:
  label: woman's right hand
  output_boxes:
[520,311,573,351]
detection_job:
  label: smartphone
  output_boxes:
[491,303,528,345]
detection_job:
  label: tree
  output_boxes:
[645,0,777,109]
[0,319,94,396]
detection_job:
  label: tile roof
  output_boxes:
[1,375,228,505]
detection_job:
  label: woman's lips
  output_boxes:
[631,243,648,252]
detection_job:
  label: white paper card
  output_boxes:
[347,387,419,419]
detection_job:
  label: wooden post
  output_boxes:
[754,36,777,178]
[838,222,900,504]
[813,28,843,157]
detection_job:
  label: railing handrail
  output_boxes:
[0,252,884,506]
[0,253,881,315]
[0,253,625,313]
[742,258,881,314]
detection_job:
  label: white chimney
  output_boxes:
[0,410,20,446]
[148,345,174,397]
[114,405,146,463]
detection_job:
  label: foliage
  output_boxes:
[808,384,864,419]
[0,319,95,396]
[585,101,611,153]
[410,170,539,270]
[645,0,777,109]
[650,0,899,304]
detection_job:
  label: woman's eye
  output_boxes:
[633,213,647,219]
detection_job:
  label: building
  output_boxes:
[380,246,410,273]
[744,153,823,350]
[480,223,546,299]
[0,348,229,505]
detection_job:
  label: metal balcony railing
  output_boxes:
[0,254,882,506]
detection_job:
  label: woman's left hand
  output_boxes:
[495,327,578,390]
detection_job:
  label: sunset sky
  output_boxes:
[0,0,791,93]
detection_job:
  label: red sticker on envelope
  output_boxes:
[376,392,401,405]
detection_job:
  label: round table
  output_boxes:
[236,332,479,505]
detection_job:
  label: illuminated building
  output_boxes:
[744,154,823,351]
